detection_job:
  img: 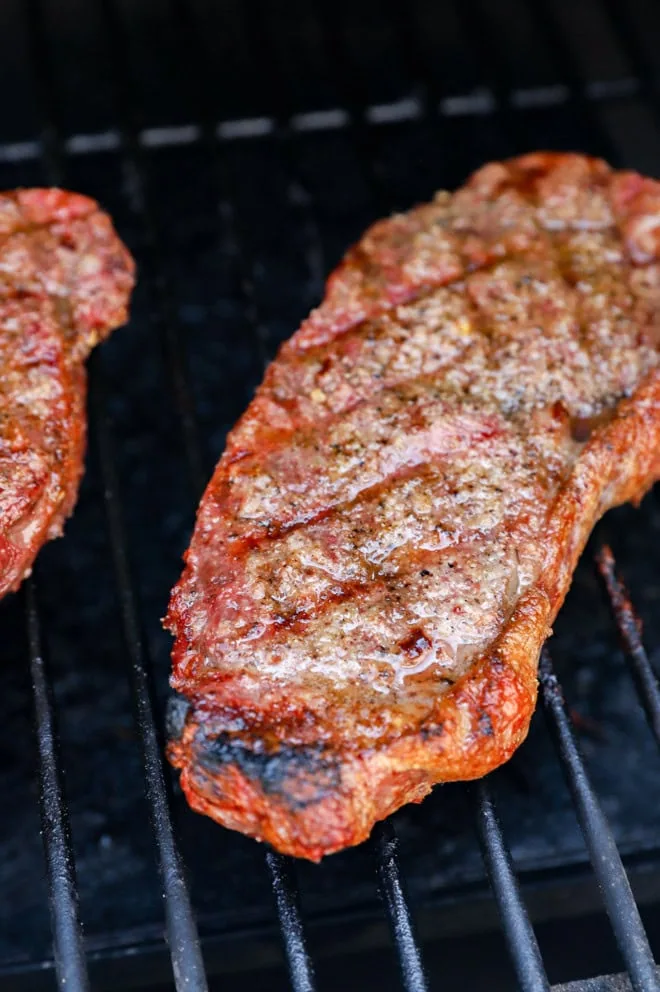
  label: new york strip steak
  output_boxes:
[0,189,134,596]
[166,153,660,860]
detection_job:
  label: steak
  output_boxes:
[0,189,134,597]
[166,153,660,860]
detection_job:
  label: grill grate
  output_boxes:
[474,781,549,992]
[0,0,658,989]
[92,370,209,990]
[540,650,658,992]
[597,545,660,746]
[266,851,316,992]
[26,580,90,992]
[372,820,429,991]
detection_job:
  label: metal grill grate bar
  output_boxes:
[474,781,550,992]
[266,852,317,992]
[372,820,429,992]
[22,3,92,987]
[539,650,659,992]
[26,580,90,991]
[597,545,660,747]
[91,368,209,992]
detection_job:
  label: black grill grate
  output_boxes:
[26,579,90,992]
[539,650,658,992]
[0,0,659,989]
[474,781,549,992]
[372,819,429,992]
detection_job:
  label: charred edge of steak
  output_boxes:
[166,693,341,813]
[182,717,342,813]
[166,692,192,740]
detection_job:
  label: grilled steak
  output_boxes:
[166,153,660,860]
[0,189,134,597]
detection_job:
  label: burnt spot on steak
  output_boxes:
[419,722,446,742]
[479,713,494,737]
[165,693,192,742]
[195,731,341,811]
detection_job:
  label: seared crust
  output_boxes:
[0,189,134,596]
[166,154,660,860]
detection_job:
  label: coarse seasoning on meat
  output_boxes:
[0,189,134,596]
[165,153,660,860]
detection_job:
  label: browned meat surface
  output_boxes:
[0,189,134,596]
[166,153,660,860]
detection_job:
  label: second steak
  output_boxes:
[0,189,134,596]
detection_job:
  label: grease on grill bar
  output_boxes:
[2,0,659,989]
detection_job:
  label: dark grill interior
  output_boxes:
[1,0,660,989]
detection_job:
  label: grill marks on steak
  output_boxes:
[190,426,561,692]
[203,453,541,644]
[0,189,134,596]
[167,153,660,859]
